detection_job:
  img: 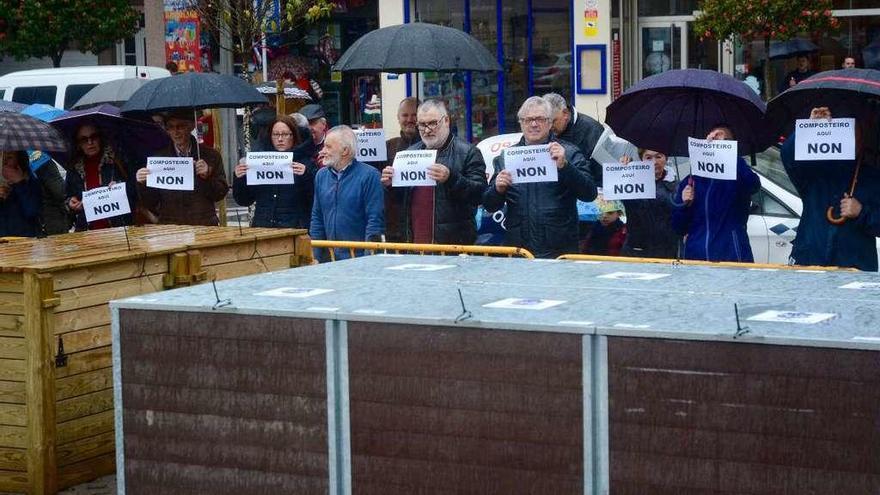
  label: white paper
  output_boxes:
[747,310,836,325]
[503,144,558,184]
[354,128,387,162]
[652,40,664,51]
[838,281,880,290]
[385,264,457,271]
[602,161,656,200]
[254,287,333,298]
[146,157,194,191]
[687,138,738,180]
[82,183,131,222]
[482,298,566,310]
[597,272,670,281]
[794,118,856,161]
[392,149,437,187]
[246,152,295,185]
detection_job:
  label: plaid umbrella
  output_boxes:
[0,112,67,152]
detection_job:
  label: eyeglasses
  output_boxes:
[77,134,100,144]
[271,132,294,138]
[417,119,443,131]
[518,116,549,126]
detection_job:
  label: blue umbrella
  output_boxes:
[605,69,774,156]
[769,38,818,60]
[20,104,66,171]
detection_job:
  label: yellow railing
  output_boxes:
[556,254,855,271]
[310,240,534,262]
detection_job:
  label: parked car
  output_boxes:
[475,132,880,265]
[532,51,571,93]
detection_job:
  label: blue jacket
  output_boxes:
[0,178,42,237]
[781,136,880,271]
[233,141,317,229]
[310,160,384,260]
[672,158,760,262]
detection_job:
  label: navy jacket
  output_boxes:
[672,158,760,262]
[0,178,42,237]
[310,160,384,260]
[621,170,680,259]
[233,141,317,229]
[483,136,597,258]
[781,136,880,271]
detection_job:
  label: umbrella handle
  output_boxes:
[826,206,848,225]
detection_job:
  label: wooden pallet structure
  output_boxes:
[0,225,312,494]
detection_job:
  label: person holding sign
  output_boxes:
[0,151,42,237]
[310,126,384,261]
[617,149,680,259]
[135,110,228,226]
[380,99,486,244]
[232,116,317,229]
[672,126,760,262]
[780,107,880,271]
[65,124,138,231]
[382,97,421,241]
[483,97,597,258]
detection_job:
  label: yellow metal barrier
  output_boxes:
[556,254,856,271]
[311,240,534,262]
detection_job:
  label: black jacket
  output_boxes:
[65,148,138,231]
[483,136,597,258]
[557,107,604,182]
[621,171,680,259]
[393,134,486,244]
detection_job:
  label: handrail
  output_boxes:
[556,254,856,271]
[310,240,535,262]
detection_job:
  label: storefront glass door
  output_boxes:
[638,22,685,78]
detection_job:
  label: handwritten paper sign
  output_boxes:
[354,128,387,162]
[392,150,437,187]
[246,152,294,185]
[688,138,738,180]
[503,144,558,184]
[82,183,131,223]
[146,157,194,191]
[794,118,856,161]
[602,161,656,200]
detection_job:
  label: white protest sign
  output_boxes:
[503,144,558,184]
[392,149,437,187]
[246,152,295,185]
[794,118,856,161]
[354,128,387,162]
[146,157,194,191]
[602,161,656,200]
[82,183,131,223]
[687,138,738,180]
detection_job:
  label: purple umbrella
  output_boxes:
[606,69,774,156]
[49,103,170,163]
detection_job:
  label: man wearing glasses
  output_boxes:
[483,96,596,258]
[380,99,486,245]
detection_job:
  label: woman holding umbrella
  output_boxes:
[0,151,43,237]
[65,123,138,231]
[232,116,317,228]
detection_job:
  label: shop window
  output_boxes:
[638,0,699,17]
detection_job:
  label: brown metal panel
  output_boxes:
[347,321,584,494]
[608,337,880,495]
[118,310,328,495]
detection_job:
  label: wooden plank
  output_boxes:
[209,254,295,282]
[0,447,25,471]
[0,315,24,338]
[54,274,165,313]
[56,368,112,402]
[198,236,295,267]
[57,389,114,424]
[56,431,114,468]
[51,255,169,291]
[55,305,110,335]
[0,381,26,405]
[0,360,25,382]
[0,404,26,427]
[24,272,58,494]
[55,326,110,355]
[57,452,114,491]
[0,338,26,360]
[54,347,112,379]
[0,469,28,492]
[0,273,22,293]
[57,410,114,446]
[0,294,23,316]
[0,425,27,449]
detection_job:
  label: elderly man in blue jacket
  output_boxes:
[310,125,384,261]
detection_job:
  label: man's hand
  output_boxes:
[291,162,306,176]
[136,167,150,183]
[549,142,567,169]
[381,166,394,187]
[619,155,632,165]
[0,184,9,201]
[809,107,832,120]
[427,163,450,183]
[68,197,83,212]
[195,159,210,179]
[234,159,248,178]
[495,170,512,194]
[840,193,862,219]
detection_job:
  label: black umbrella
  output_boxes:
[0,112,67,152]
[120,72,268,114]
[332,23,501,73]
[605,69,773,157]
[769,38,819,60]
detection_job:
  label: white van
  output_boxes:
[0,65,171,110]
